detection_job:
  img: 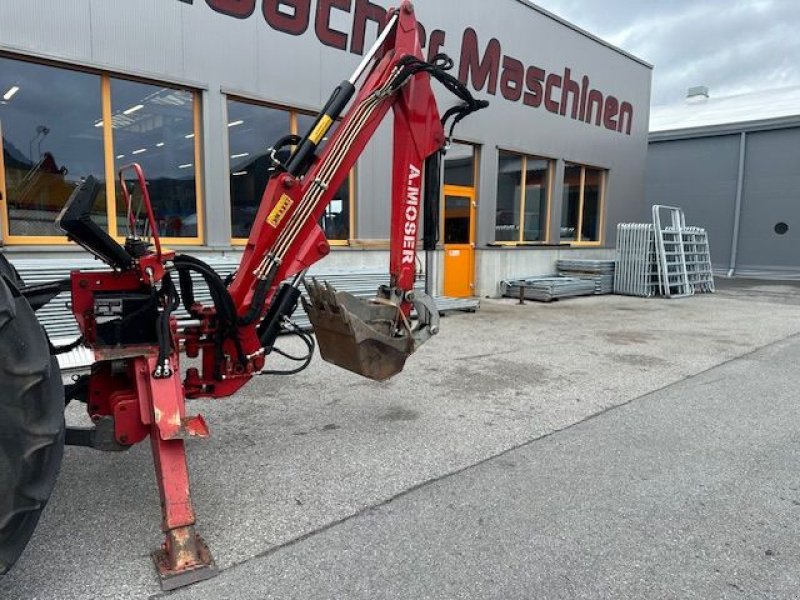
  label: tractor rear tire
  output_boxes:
[0,275,65,578]
[0,253,22,288]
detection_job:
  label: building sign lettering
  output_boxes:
[181,0,634,135]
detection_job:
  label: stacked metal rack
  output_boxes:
[683,226,715,293]
[614,206,714,298]
[501,277,597,303]
[614,224,660,297]
[556,259,615,295]
[652,205,693,298]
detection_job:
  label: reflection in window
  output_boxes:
[495,150,551,243]
[561,164,582,241]
[582,168,602,242]
[111,79,198,238]
[0,57,106,236]
[444,195,471,244]
[524,159,548,242]
[444,143,475,187]
[228,101,291,238]
[321,180,351,241]
[227,100,353,241]
[560,164,605,244]
[495,152,522,242]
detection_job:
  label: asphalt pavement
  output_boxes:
[2,279,800,599]
[168,330,800,600]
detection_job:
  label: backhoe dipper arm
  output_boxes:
[229,3,442,314]
[190,1,486,393]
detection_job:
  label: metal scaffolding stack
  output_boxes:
[683,226,715,293]
[614,224,660,297]
[501,277,597,303]
[556,259,616,295]
[652,205,693,298]
[614,206,715,299]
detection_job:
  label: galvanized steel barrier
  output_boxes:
[614,206,714,298]
[500,260,616,303]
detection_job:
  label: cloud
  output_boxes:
[532,0,800,105]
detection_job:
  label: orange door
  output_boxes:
[443,185,476,298]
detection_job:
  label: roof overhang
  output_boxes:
[649,115,800,142]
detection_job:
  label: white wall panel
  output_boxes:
[90,0,184,77]
[0,0,92,61]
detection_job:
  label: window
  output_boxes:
[495,150,551,243]
[112,78,200,239]
[0,57,106,239]
[0,54,203,245]
[443,142,478,246]
[444,142,476,187]
[228,101,291,239]
[560,163,605,244]
[227,98,354,244]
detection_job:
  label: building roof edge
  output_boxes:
[511,0,653,69]
[649,115,800,141]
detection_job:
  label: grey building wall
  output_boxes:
[646,135,741,270]
[0,0,652,300]
[738,128,800,273]
[647,121,800,277]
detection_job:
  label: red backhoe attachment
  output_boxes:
[0,0,487,591]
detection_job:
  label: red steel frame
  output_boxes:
[66,1,446,588]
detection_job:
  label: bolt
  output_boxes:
[283,177,295,189]
[431,326,440,335]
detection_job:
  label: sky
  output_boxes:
[531,0,800,106]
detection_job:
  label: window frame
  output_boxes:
[227,98,356,248]
[493,149,554,246]
[560,163,607,247]
[0,54,205,246]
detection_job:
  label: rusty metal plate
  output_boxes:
[152,534,218,591]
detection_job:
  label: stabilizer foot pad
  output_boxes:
[152,535,218,591]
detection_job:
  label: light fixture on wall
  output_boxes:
[228,120,244,127]
[3,86,20,101]
[123,104,144,115]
